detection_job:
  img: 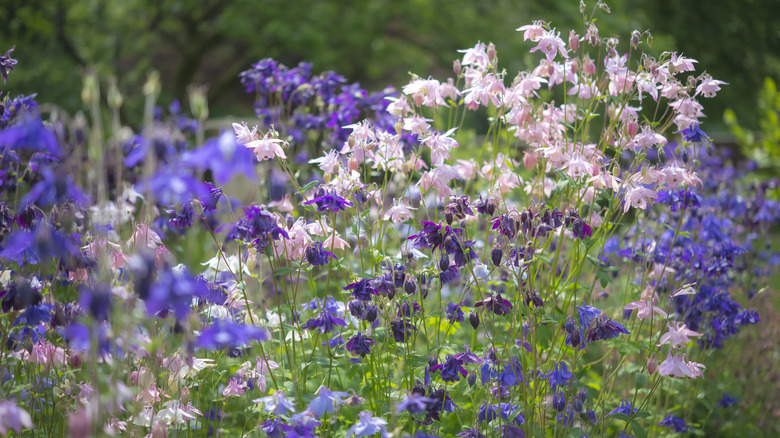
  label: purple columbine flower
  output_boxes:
[306,241,336,266]
[658,414,688,433]
[344,278,376,301]
[145,266,209,320]
[226,203,288,252]
[197,319,271,350]
[0,46,18,83]
[346,411,388,438]
[475,293,513,316]
[301,311,347,334]
[496,356,524,386]
[182,130,257,185]
[586,315,630,342]
[718,393,740,408]
[303,186,353,213]
[345,332,375,357]
[429,355,467,383]
[390,319,416,342]
[544,361,573,389]
[397,393,434,415]
[607,399,638,417]
[677,123,707,143]
[254,392,296,416]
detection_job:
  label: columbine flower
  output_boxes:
[0,46,17,83]
[624,287,668,320]
[383,198,416,223]
[244,131,288,161]
[346,332,375,357]
[677,123,707,143]
[305,241,336,266]
[658,322,702,348]
[658,351,705,379]
[444,302,465,323]
[145,266,209,320]
[398,393,434,415]
[544,361,573,389]
[302,311,348,334]
[695,75,728,98]
[303,186,354,213]
[658,414,688,433]
[182,130,257,184]
[0,400,32,435]
[474,293,513,316]
[529,29,569,62]
[347,411,388,438]
[430,355,467,383]
[198,319,271,350]
[308,386,349,417]
[254,392,296,416]
[607,399,638,417]
[586,315,630,342]
[718,393,739,408]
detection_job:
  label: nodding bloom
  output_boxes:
[397,393,434,415]
[226,204,288,252]
[243,130,288,161]
[585,315,630,342]
[607,399,638,417]
[545,361,573,389]
[475,293,513,316]
[658,322,703,348]
[444,302,465,323]
[677,123,707,143]
[658,351,705,379]
[344,278,377,302]
[303,186,354,213]
[0,45,17,82]
[305,241,336,266]
[430,355,468,383]
[717,393,739,408]
[345,332,375,357]
[0,400,33,435]
[301,311,348,334]
[390,319,416,342]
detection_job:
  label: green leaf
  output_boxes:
[631,420,648,438]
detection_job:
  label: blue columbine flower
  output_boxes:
[197,319,271,350]
[497,356,524,386]
[390,319,416,342]
[303,186,353,213]
[717,393,740,408]
[586,315,630,342]
[308,386,349,417]
[226,203,288,252]
[344,278,376,301]
[346,411,388,438]
[677,123,708,143]
[545,361,573,389]
[182,130,257,184]
[145,265,209,320]
[658,414,688,433]
[608,399,638,417]
[0,111,61,156]
[345,332,374,357]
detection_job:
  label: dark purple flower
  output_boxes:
[344,278,376,301]
[345,331,374,357]
[444,302,465,323]
[305,241,336,266]
[79,283,112,321]
[197,319,271,350]
[303,186,353,213]
[430,355,467,382]
[585,315,630,342]
[717,393,739,408]
[658,414,688,433]
[226,203,288,252]
[552,391,566,412]
[301,311,347,334]
[0,46,17,83]
[474,293,513,316]
[390,319,416,342]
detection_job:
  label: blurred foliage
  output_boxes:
[725,77,780,166]
[1,0,778,131]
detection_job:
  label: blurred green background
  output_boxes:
[1,0,779,135]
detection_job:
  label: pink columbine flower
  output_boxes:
[624,289,668,321]
[383,199,417,223]
[458,42,490,69]
[222,377,246,398]
[529,30,569,62]
[623,185,658,212]
[658,322,703,348]
[658,351,706,379]
[28,341,68,372]
[309,149,340,175]
[516,21,546,42]
[632,124,667,150]
[695,75,728,98]
[424,128,459,165]
[667,53,698,73]
[245,132,288,161]
[128,224,162,251]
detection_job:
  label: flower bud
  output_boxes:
[439,253,450,272]
[81,71,99,105]
[487,43,497,62]
[469,311,480,329]
[647,355,658,375]
[453,59,462,75]
[627,119,639,138]
[631,30,641,49]
[568,30,580,52]
[468,372,477,387]
[364,305,378,323]
[404,277,417,295]
[491,246,503,267]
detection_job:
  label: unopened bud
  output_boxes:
[491,247,503,267]
[188,84,209,121]
[81,71,99,105]
[107,77,123,109]
[143,70,161,98]
[569,30,580,52]
[627,120,639,137]
[439,253,450,272]
[631,30,641,49]
[453,59,462,75]
[469,311,480,329]
[647,355,658,375]
[487,43,497,62]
